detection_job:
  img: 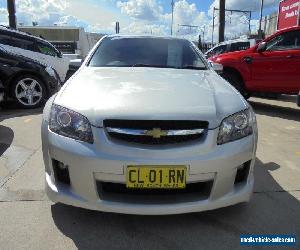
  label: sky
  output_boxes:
[0,0,281,41]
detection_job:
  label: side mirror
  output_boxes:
[210,61,223,73]
[257,42,267,53]
[69,58,83,68]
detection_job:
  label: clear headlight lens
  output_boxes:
[217,108,255,145]
[49,104,94,144]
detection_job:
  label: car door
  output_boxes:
[249,30,300,93]
[0,46,11,84]
[0,46,21,95]
[0,46,18,76]
[35,41,70,82]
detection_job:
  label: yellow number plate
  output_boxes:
[126,166,186,189]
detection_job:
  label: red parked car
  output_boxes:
[209,26,300,98]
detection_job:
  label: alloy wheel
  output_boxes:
[15,78,43,106]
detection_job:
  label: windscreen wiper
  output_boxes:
[181,65,207,70]
[132,63,176,69]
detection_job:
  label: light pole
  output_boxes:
[212,7,216,44]
[171,0,175,36]
[7,0,17,29]
[199,25,205,44]
[219,0,225,43]
[258,0,264,39]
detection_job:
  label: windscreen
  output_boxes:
[88,37,207,70]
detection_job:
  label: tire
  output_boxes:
[11,74,47,109]
[222,71,250,99]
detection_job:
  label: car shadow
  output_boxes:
[269,94,297,104]
[249,100,300,122]
[279,95,298,103]
[0,102,39,161]
[0,125,14,156]
[51,158,300,250]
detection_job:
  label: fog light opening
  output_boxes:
[235,161,250,185]
[52,159,70,185]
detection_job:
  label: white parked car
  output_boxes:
[205,38,259,59]
[0,26,69,82]
[42,35,257,215]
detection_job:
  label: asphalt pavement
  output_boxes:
[0,96,299,250]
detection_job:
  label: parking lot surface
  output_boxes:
[0,96,299,250]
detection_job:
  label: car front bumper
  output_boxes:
[42,121,257,215]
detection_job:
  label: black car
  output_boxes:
[0,46,60,108]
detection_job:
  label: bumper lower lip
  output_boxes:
[45,172,254,215]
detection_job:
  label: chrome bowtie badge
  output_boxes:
[145,128,168,139]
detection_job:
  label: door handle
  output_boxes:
[243,56,253,64]
[286,55,294,59]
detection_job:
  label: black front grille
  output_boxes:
[104,119,208,145]
[97,181,213,204]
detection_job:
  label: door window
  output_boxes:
[0,33,36,51]
[10,37,36,51]
[230,42,250,52]
[36,42,58,57]
[266,31,300,51]
[212,45,227,56]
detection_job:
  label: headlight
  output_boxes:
[217,108,255,145]
[45,66,57,78]
[49,104,94,144]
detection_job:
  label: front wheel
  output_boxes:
[222,71,250,99]
[11,75,47,108]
